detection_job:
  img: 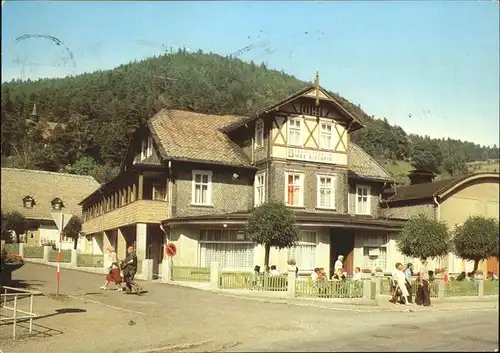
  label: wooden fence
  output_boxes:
[172,266,210,282]
[219,272,287,291]
[296,279,364,299]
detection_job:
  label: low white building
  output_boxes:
[1,168,100,252]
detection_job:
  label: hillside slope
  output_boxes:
[1,49,498,184]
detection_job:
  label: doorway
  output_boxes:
[330,229,355,276]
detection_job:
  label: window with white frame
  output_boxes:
[363,246,387,272]
[288,231,317,271]
[319,121,334,149]
[288,117,302,146]
[285,172,304,207]
[255,119,264,148]
[147,136,153,157]
[192,170,212,205]
[316,175,335,209]
[153,180,167,201]
[356,185,371,215]
[254,172,266,206]
[199,229,254,269]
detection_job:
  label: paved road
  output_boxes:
[1,263,498,352]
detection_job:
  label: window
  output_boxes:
[288,231,317,271]
[356,185,371,215]
[192,170,212,206]
[199,229,254,269]
[255,119,264,148]
[147,136,153,157]
[316,175,335,209]
[23,196,35,208]
[363,247,387,272]
[153,180,167,201]
[285,172,304,207]
[288,117,302,146]
[254,172,266,206]
[319,121,334,149]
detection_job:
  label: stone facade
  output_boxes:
[172,165,254,218]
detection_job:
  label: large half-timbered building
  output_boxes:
[79,75,405,279]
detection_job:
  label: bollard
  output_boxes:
[363,278,372,300]
[161,259,172,283]
[287,266,296,298]
[19,243,25,258]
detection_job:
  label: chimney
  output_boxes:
[408,169,436,185]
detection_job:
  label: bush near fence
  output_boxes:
[77,254,104,268]
[3,243,19,254]
[444,280,478,297]
[48,249,71,263]
[219,272,287,291]
[172,266,210,282]
[296,279,364,299]
[23,246,44,259]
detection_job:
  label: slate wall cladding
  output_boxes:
[173,166,254,217]
[380,203,436,220]
[269,161,349,213]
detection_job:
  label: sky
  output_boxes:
[1,1,499,146]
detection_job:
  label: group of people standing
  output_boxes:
[100,246,143,294]
[390,258,432,307]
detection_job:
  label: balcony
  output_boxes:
[82,200,170,234]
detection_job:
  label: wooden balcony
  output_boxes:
[82,200,170,234]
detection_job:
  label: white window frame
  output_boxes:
[287,116,303,146]
[255,119,264,149]
[355,185,371,215]
[319,120,334,150]
[254,172,266,207]
[287,231,318,271]
[284,172,304,207]
[147,136,153,157]
[191,170,213,206]
[152,180,168,201]
[316,174,336,209]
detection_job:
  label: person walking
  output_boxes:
[404,263,413,303]
[121,246,141,294]
[416,257,432,306]
[100,246,122,291]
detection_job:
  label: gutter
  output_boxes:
[433,196,440,221]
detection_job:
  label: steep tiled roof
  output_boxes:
[148,109,252,167]
[383,172,499,203]
[1,168,100,221]
[348,142,393,182]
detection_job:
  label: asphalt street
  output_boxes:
[0,263,497,353]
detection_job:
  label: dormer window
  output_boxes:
[23,196,35,209]
[51,197,65,211]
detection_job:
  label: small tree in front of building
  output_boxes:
[246,200,299,268]
[1,211,28,243]
[452,215,499,274]
[397,214,451,260]
[62,216,82,250]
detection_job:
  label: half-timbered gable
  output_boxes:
[121,127,163,173]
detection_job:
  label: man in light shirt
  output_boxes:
[417,257,431,306]
[311,267,320,281]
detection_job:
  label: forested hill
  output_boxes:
[1,49,498,184]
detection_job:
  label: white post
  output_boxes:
[161,258,172,283]
[287,266,296,298]
[19,243,25,257]
[56,214,63,296]
[210,262,220,289]
[142,259,153,280]
[478,279,484,297]
[374,277,381,298]
[70,249,78,268]
[438,279,445,299]
[363,279,372,300]
[43,246,51,262]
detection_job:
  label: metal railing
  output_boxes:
[1,286,42,339]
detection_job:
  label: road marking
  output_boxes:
[68,295,146,316]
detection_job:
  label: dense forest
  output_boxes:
[1,49,498,184]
